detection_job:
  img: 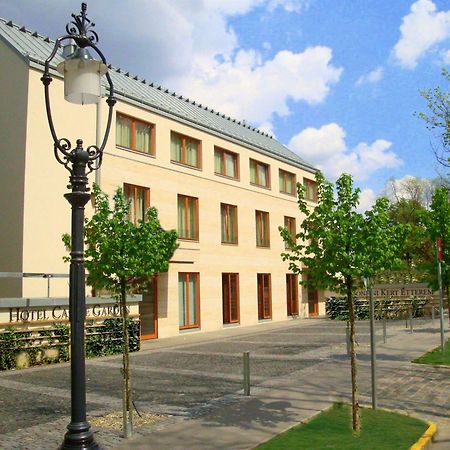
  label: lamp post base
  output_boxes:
[59,421,103,450]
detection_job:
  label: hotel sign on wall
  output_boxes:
[5,303,127,324]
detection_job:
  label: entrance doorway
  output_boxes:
[140,277,158,340]
[307,287,319,316]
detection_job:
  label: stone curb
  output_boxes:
[410,422,437,450]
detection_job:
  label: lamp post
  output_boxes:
[41,4,115,449]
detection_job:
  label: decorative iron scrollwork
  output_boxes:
[65,2,99,47]
[41,2,116,179]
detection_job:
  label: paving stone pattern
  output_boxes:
[0,319,448,449]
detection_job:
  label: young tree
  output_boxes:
[84,185,178,437]
[422,186,450,318]
[280,172,405,433]
[416,68,450,168]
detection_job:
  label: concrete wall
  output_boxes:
[0,43,28,297]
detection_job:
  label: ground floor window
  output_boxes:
[179,272,200,329]
[286,274,299,316]
[257,273,272,320]
[222,273,240,324]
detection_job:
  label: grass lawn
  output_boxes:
[255,403,427,450]
[413,339,450,366]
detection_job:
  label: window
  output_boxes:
[116,113,154,154]
[284,216,296,249]
[222,273,239,324]
[124,183,150,224]
[221,203,238,244]
[286,274,299,316]
[279,169,296,195]
[171,131,201,168]
[250,159,270,188]
[255,210,270,247]
[178,195,199,240]
[304,178,318,202]
[214,147,239,179]
[257,274,272,320]
[179,272,200,329]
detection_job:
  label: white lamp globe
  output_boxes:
[57,47,107,105]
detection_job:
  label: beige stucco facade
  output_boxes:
[0,31,326,340]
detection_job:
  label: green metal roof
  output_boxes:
[0,17,316,173]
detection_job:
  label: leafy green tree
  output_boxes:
[67,185,178,437]
[421,186,450,317]
[280,172,406,433]
[416,68,450,167]
[388,198,431,270]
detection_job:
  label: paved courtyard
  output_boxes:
[0,318,449,449]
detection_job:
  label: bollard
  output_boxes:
[243,351,250,396]
[345,321,350,356]
[383,318,387,344]
[432,306,435,323]
[409,306,413,334]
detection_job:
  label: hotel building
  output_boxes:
[0,18,324,340]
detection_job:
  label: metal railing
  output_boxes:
[0,272,69,298]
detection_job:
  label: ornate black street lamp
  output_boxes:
[41,3,115,449]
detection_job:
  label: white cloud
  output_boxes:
[1,1,341,129]
[356,66,383,85]
[358,188,377,212]
[288,123,403,181]
[173,47,342,125]
[441,48,450,64]
[393,0,450,69]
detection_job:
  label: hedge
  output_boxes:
[0,318,140,371]
[326,297,427,321]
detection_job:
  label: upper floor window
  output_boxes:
[255,210,270,248]
[284,216,296,249]
[116,113,155,155]
[171,131,201,168]
[304,178,318,202]
[250,159,270,188]
[279,169,296,195]
[221,203,238,245]
[124,183,150,224]
[215,147,239,179]
[178,194,199,240]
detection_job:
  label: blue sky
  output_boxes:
[1,0,449,209]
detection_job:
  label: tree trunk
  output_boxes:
[120,280,133,438]
[347,276,361,433]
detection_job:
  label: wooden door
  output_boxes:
[140,278,158,340]
[307,287,319,316]
[286,274,299,316]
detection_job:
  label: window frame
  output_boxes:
[123,183,150,225]
[286,274,299,316]
[178,272,200,330]
[177,194,199,241]
[284,216,296,249]
[116,112,155,155]
[257,273,272,320]
[170,131,202,169]
[221,203,238,245]
[214,147,239,180]
[255,210,270,248]
[222,273,240,324]
[279,169,296,195]
[304,178,318,202]
[250,159,271,189]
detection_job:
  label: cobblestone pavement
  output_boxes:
[0,318,448,449]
